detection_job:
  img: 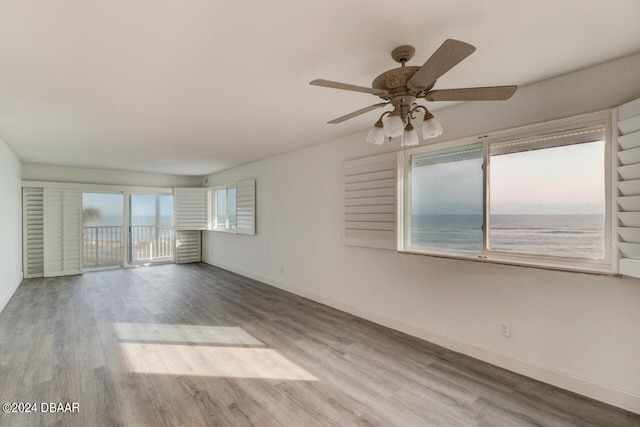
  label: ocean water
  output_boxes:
[411,214,604,259]
[411,215,484,252]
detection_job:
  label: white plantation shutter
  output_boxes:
[43,189,82,277]
[175,230,201,263]
[343,152,398,250]
[236,179,256,235]
[174,187,210,230]
[617,97,640,277]
[22,187,44,278]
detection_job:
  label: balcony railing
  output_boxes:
[130,225,175,264]
[83,225,175,268]
[83,226,124,268]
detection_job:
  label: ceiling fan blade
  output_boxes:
[310,79,389,96]
[425,85,518,101]
[327,102,389,124]
[407,39,476,90]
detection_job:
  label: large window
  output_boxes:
[402,112,612,272]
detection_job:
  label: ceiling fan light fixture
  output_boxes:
[366,120,386,145]
[383,113,404,138]
[421,112,443,139]
[311,39,517,145]
[401,121,419,147]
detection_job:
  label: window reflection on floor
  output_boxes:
[114,323,264,346]
[115,323,318,381]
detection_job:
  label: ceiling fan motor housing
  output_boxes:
[372,66,433,118]
[372,66,422,97]
[372,45,434,104]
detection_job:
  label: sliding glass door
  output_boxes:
[128,194,175,265]
[81,191,175,271]
[82,193,124,269]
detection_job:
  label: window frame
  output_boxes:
[399,110,616,274]
[210,184,237,233]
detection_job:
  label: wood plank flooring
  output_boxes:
[0,263,638,426]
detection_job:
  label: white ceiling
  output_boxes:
[1,1,639,176]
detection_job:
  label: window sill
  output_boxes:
[399,247,617,276]
[208,228,238,234]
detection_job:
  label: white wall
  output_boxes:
[22,163,201,188]
[202,53,640,414]
[0,138,23,313]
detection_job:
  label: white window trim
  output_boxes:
[21,180,173,194]
[398,110,616,275]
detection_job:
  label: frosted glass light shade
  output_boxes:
[401,127,419,147]
[383,114,404,138]
[422,117,443,139]
[366,125,386,145]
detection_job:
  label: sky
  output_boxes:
[490,141,604,215]
[411,158,483,215]
[412,141,605,215]
[82,193,173,225]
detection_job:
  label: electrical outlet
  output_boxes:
[501,321,511,337]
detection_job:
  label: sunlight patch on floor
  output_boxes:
[114,323,264,346]
[114,323,317,380]
[119,343,318,380]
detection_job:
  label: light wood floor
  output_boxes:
[0,263,638,427]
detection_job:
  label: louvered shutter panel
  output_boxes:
[43,189,82,277]
[23,187,44,278]
[43,190,63,275]
[175,230,201,263]
[174,187,209,230]
[617,97,640,277]
[343,152,398,250]
[236,179,256,235]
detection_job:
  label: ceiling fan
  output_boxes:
[310,39,518,146]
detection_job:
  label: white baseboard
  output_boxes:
[203,259,640,415]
